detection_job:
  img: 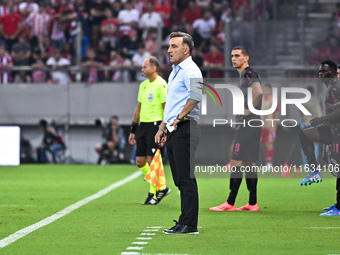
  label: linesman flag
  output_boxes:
[145,149,166,191]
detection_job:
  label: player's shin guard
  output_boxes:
[227,167,243,206]
[336,178,340,210]
[299,131,317,168]
[246,170,258,206]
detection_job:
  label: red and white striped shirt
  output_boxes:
[26,11,51,37]
[0,53,13,84]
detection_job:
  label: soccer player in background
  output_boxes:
[298,60,340,216]
[129,56,171,205]
[210,46,263,212]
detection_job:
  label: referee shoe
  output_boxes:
[298,172,323,186]
[142,193,158,205]
[156,186,171,203]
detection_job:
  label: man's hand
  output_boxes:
[310,116,324,127]
[155,130,166,147]
[170,119,180,131]
[129,133,136,145]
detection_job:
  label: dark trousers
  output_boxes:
[166,120,200,227]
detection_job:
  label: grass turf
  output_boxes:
[0,164,339,255]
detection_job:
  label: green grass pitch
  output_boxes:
[0,164,339,255]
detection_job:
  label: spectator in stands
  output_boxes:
[18,0,39,19]
[50,12,66,50]
[0,43,13,84]
[182,0,201,24]
[117,1,140,38]
[0,2,21,52]
[139,2,163,39]
[144,28,158,56]
[36,119,66,164]
[95,115,126,164]
[61,42,74,64]
[160,44,171,79]
[87,0,111,46]
[82,47,105,84]
[46,49,71,85]
[220,4,234,23]
[31,58,48,83]
[11,34,31,66]
[193,10,216,51]
[120,27,140,59]
[203,43,224,78]
[26,2,51,47]
[100,8,119,50]
[196,0,211,10]
[96,40,110,65]
[109,51,131,83]
[13,70,31,83]
[191,48,204,68]
[110,0,123,18]
[132,43,151,82]
[154,0,171,38]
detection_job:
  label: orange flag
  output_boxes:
[145,149,166,191]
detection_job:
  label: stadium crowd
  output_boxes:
[0,0,276,84]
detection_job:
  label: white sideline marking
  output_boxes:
[127,247,144,251]
[0,171,142,249]
[121,226,162,255]
[132,242,148,245]
[136,237,152,240]
[138,253,197,255]
[306,227,340,229]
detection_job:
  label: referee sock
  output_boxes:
[139,162,150,176]
[336,178,340,210]
[139,163,156,198]
[246,171,258,206]
[299,131,317,168]
[227,167,243,206]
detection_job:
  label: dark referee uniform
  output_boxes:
[232,67,263,162]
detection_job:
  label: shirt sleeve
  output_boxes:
[137,84,142,103]
[183,69,202,102]
[158,79,167,104]
[245,71,261,87]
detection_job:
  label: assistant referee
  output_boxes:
[129,56,171,205]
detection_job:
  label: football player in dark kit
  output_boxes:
[210,46,263,212]
[298,60,340,216]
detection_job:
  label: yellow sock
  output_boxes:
[139,162,149,175]
[149,185,157,198]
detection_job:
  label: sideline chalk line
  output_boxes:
[0,171,142,249]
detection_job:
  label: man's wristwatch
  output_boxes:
[176,114,185,121]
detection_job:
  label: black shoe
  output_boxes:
[142,193,158,205]
[156,186,171,203]
[163,220,199,234]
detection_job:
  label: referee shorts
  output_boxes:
[136,121,161,157]
[232,121,262,163]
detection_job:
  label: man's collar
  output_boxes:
[172,56,192,70]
